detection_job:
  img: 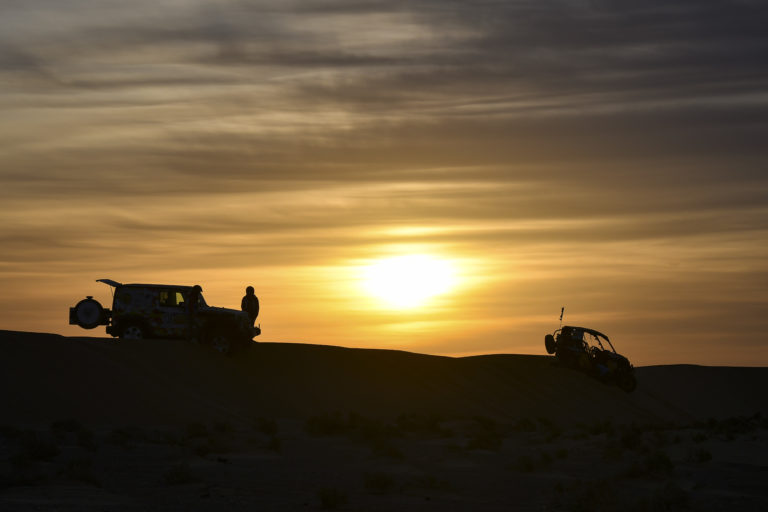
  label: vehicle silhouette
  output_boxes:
[69,279,260,355]
[545,325,636,392]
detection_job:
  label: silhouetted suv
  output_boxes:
[545,325,636,392]
[69,279,260,354]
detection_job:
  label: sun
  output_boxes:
[362,254,457,309]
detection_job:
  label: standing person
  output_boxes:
[186,284,203,342]
[241,286,259,325]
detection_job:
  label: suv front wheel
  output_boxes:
[203,328,235,355]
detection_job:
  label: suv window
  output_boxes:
[159,290,178,307]
[159,289,194,308]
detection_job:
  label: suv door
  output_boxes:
[156,288,188,338]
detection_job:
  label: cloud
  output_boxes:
[1,0,767,362]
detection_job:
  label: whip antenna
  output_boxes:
[559,306,564,328]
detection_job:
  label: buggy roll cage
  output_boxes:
[553,325,617,354]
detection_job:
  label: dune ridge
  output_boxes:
[1,330,766,427]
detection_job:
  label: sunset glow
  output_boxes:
[0,1,767,366]
[362,254,457,309]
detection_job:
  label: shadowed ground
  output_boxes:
[1,330,765,427]
[1,330,767,511]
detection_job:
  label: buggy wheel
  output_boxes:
[121,324,145,340]
[544,334,557,354]
[618,372,637,393]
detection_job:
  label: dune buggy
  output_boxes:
[545,325,636,392]
[69,279,260,354]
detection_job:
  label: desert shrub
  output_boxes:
[267,436,281,453]
[16,430,60,462]
[185,422,209,439]
[602,441,624,461]
[587,420,615,437]
[619,426,644,451]
[52,420,97,451]
[646,482,690,511]
[163,463,199,485]
[255,417,278,437]
[645,450,674,474]
[349,414,397,442]
[109,427,148,448]
[709,414,763,440]
[369,438,404,459]
[465,431,503,451]
[364,472,396,494]
[553,480,689,512]
[59,457,101,486]
[538,450,553,468]
[50,419,84,432]
[465,416,504,451]
[550,479,619,512]
[213,421,232,433]
[193,442,211,457]
[0,425,22,439]
[305,413,349,436]
[544,425,563,442]
[473,415,497,431]
[686,447,712,464]
[569,431,589,441]
[411,474,453,491]
[396,413,452,437]
[625,450,674,478]
[652,430,669,447]
[51,419,96,450]
[691,432,708,443]
[77,430,96,450]
[317,487,348,509]
[511,417,537,432]
[154,429,183,446]
[0,469,48,489]
[515,454,537,473]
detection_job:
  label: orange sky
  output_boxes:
[1,1,767,366]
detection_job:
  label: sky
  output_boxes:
[1,0,767,366]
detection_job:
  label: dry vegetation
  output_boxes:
[1,413,766,511]
[1,331,766,510]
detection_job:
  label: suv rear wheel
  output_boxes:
[121,324,146,340]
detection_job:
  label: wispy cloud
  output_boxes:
[1,0,766,363]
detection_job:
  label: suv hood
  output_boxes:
[202,305,248,317]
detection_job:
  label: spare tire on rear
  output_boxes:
[71,297,105,329]
[544,334,557,354]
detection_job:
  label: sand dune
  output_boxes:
[2,330,767,511]
[2,330,765,427]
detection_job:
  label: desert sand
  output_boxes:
[1,330,766,511]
